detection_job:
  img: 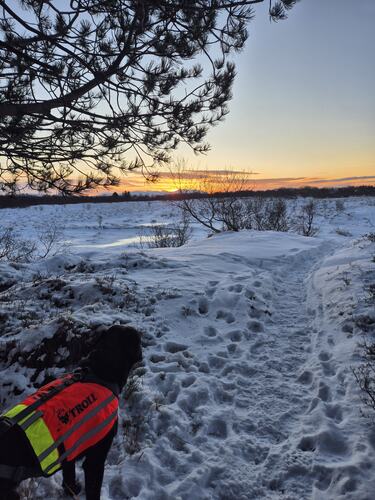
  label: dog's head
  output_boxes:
[88,325,142,388]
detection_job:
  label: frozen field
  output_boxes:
[0,196,375,499]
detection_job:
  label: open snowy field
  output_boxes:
[0,196,375,500]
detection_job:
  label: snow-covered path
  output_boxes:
[94,233,339,500]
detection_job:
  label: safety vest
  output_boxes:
[1,375,118,477]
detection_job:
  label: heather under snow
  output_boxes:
[0,196,374,500]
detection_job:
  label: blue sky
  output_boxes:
[170,0,375,187]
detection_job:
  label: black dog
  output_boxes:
[0,325,142,500]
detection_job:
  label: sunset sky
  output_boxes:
[117,0,375,193]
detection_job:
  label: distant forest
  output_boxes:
[1,185,374,209]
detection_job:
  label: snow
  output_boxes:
[0,196,375,499]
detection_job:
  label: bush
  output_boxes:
[353,341,375,413]
[174,166,253,233]
[0,223,66,262]
[248,197,289,232]
[295,200,317,237]
[141,213,192,248]
[263,198,289,232]
[353,257,375,415]
[0,227,36,262]
[179,195,290,234]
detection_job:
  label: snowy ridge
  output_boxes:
[301,238,375,499]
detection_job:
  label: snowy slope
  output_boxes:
[0,197,374,500]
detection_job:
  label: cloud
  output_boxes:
[156,169,260,179]
[307,175,375,184]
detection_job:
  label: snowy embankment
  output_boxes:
[0,197,374,499]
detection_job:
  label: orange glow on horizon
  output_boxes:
[96,170,375,195]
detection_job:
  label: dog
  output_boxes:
[0,325,142,500]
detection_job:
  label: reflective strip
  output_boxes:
[4,404,39,429]
[44,409,117,475]
[4,404,59,475]
[20,410,43,431]
[37,394,116,463]
[25,417,60,475]
[4,404,29,421]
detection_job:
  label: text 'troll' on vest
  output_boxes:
[2,375,118,476]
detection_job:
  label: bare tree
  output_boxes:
[245,197,289,231]
[0,223,66,262]
[0,227,36,262]
[0,0,298,194]
[296,200,317,236]
[173,166,253,233]
[37,222,67,258]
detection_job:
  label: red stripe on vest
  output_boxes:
[22,378,118,462]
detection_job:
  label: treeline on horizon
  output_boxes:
[1,185,374,209]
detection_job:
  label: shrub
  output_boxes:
[353,341,375,413]
[249,197,289,232]
[295,200,317,237]
[174,166,253,233]
[141,213,192,248]
[263,198,289,232]
[0,227,36,262]
[0,223,66,262]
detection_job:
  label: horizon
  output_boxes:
[91,171,375,195]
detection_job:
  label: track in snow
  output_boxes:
[102,240,332,500]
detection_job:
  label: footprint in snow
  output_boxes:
[318,382,331,402]
[247,320,264,333]
[149,354,166,364]
[198,362,210,374]
[249,339,265,355]
[208,354,226,369]
[245,288,256,300]
[297,370,313,385]
[228,283,243,293]
[164,341,188,353]
[205,287,216,298]
[298,429,348,455]
[216,309,235,324]
[324,403,343,423]
[177,387,210,414]
[248,305,262,319]
[322,361,336,377]
[181,374,196,388]
[198,296,209,315]
[204,325,217,337]
[226,330,242,342]
[318,351,332,361]
[207,416,228,439]
[312,464,334,491]
[213,385,234,404]
[227,343,239,355]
